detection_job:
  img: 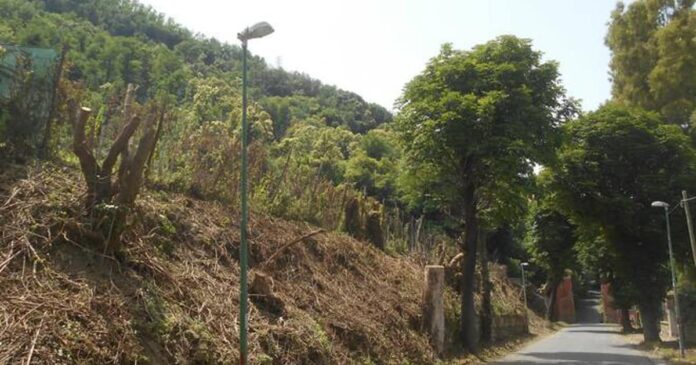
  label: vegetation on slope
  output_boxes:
[0,163,535,364]
[0,164,431,364]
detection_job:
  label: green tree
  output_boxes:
[395,37,571,350]
[524,202,577,320]
[548,104,696,341]
[344,129,400,200]
[260,96,292,140]
[606,0,696,127]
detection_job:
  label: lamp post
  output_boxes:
[651,200,685,357]
[237,21,274,365]
[680,191,696,266]
[521,262,529,319]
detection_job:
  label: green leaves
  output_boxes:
[396,35,568,224]
[607,0,696,127]
[548,103,696,305]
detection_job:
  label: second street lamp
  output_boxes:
[521,262,529,325]
[651,200,685,357]
[238,21,274,365]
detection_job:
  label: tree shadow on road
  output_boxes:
[564,329,619,334]
[492,351,658,364]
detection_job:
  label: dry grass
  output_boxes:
[624,333,696,365]
[0,162,546,364]
[0,163,434,364]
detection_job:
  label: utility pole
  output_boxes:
[681,190,696,266]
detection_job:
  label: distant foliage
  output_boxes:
[1,0,391,136]
[607,0,696,128]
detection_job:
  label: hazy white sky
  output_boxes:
[139,0,619,111]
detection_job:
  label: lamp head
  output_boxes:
[521,262,529,268]
[238,22,274,42]
[651,201,669,209]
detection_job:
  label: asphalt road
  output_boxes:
[492,291,664,365]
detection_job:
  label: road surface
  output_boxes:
[492,291,663,365]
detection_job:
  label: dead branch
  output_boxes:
[72,107,97,198]
[145,107,167,180]
[116,110,158,207]
[262,229,325,267]
[25,316,44,364]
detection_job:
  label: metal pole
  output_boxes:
[681,190,696,266]
[521,265,528,317]
[664,207,685,357]
[239,39,249,365]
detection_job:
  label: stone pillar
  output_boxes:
[665,295,678,338]
[554,276,576,323]
[423,265,445,355]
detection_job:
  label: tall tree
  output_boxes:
[549,104,696,341]
[606,0,696,128]
[524,202,577,320]
[395,36,572,351]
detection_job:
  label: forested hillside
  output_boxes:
[1,0,390,139]
[0,0,401,230]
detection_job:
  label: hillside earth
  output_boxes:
[0,163,534,364]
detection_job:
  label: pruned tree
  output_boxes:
[72,84,160,252]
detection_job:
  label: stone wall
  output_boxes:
[491,314,528,341]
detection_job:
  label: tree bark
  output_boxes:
[460,173,479,352]
[145,107,166,182]
[638,299,661,342]
[72,107,98,205]
[546,280,559,322]
[479,230,492,343]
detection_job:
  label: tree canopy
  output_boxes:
[396,36,571,350]
[607,0,696,128]
[548,104,696,340]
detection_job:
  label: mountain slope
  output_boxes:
[1,0,390,134]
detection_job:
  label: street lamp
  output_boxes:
[238,21,274,365]
[521,262,529,321]
[651,200,685,357]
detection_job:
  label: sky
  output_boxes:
[139,0,620,112]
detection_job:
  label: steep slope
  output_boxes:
[0,163,432,364]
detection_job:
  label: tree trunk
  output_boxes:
[460,176,479,352]
[620,306,634,333]
[479,230,492,343]
[145,107,166,183]
[638,299,661,342]
[546,280,559,322]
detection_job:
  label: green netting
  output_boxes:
[0,45,59,151]
[0,45,58,98]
